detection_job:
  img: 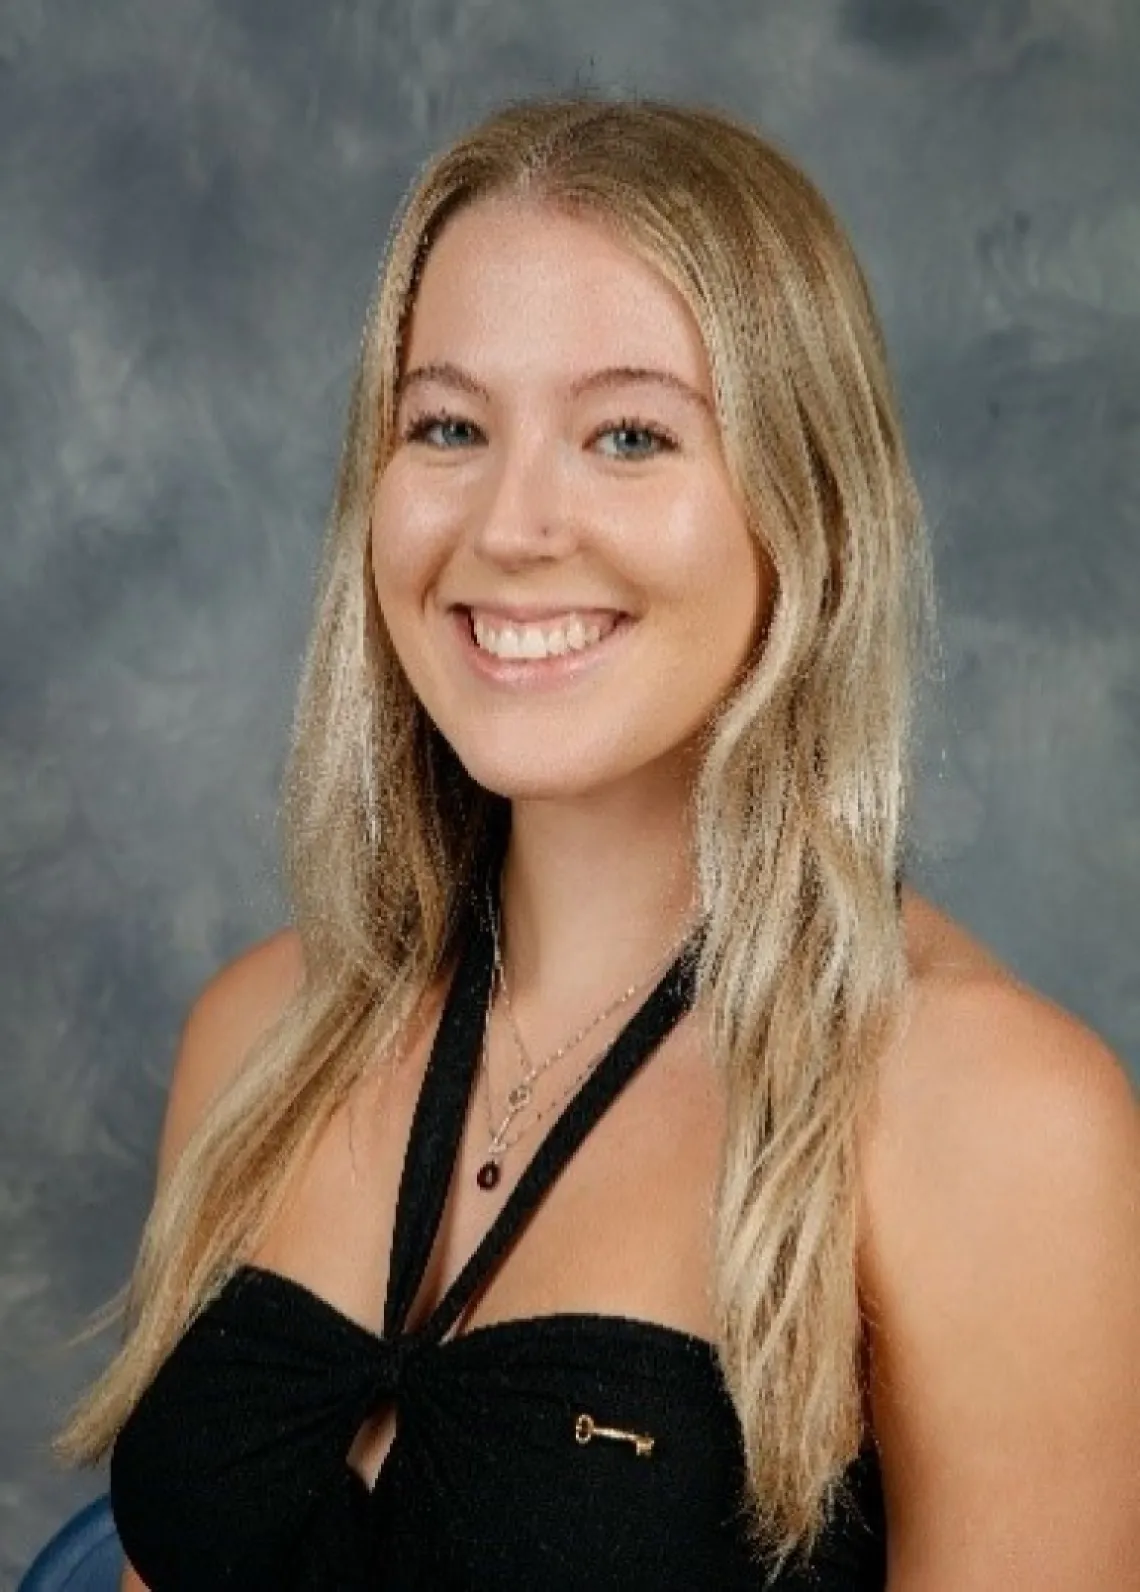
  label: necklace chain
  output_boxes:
[474,880,698,1189]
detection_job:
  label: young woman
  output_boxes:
[58,94,1139,1590]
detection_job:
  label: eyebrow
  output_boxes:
[395,360,714,416]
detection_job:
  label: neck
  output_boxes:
[489,781,702,1023]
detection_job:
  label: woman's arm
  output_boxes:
[116,927,307,1592]
[862,973,1140,1590]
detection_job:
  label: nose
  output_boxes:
[469,428,577,564]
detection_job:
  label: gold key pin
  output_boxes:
[574,1412,655,1458]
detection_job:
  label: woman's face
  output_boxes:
[370,195,774,802]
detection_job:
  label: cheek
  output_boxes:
[664,493,769,636]
[368,473,439,602]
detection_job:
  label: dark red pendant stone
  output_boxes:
[476,1160,501,1190]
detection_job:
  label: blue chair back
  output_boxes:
[18,1494,123,1592]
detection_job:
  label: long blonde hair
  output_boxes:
[58,92,935,1578]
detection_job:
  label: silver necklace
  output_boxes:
[474,886,697,1191]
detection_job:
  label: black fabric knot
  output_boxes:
[366,1329,422,1408]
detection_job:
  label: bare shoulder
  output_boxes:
[859,888,1140,1587]
[155,927,306,1186]
[863,888,1134,1167]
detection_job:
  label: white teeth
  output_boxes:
[470,612,620,660]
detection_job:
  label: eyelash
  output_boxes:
[399,410,678,459]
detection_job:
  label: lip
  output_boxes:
[454,603,628,624]
[449,606,636,688]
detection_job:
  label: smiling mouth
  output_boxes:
[463,606,629,657]
[448,604,637,676]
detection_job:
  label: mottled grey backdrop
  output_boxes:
[2,0,1137,1579]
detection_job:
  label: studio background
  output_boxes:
[2,0,1137,1579]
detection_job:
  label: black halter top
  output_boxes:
[110,898,888,1590]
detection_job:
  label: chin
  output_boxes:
[446,743,634,803]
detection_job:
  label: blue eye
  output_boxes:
[400,411,677,460]
[595,419,676,460]
[402,413,479,448]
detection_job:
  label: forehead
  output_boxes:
[401,197,713,394]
